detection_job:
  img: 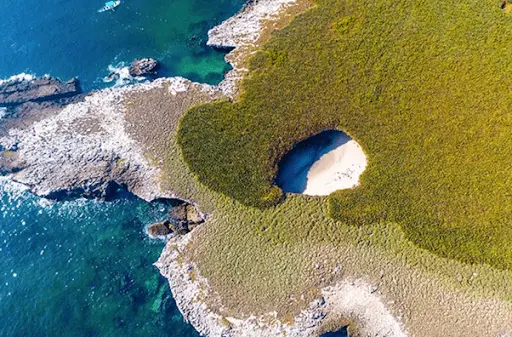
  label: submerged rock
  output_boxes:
[0,76,80,107]
[129,58,159,77]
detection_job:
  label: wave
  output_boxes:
[0,72,36,85]
[0,107,7,120]
[103,62,146,87]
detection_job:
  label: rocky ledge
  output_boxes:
[0,76,81,107]
[155,233,407,337]
[0,77,220,201]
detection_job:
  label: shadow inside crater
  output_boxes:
[275,130,351,194]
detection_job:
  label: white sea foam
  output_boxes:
[0,108,7,120]
[0,177,30,196]
[0,72,35,86]
[103,62,146,87]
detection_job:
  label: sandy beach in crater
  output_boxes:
[303,139,367,196]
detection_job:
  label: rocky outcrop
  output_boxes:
[129,58,159,77]
[155,233,408,337]
[0,77,219,202]
[147,202,205,239]
[208,0,300,96]
[168,201,204,224]
[0,76,80,107]
[207,0,295,48]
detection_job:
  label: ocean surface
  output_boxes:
[0,0,246,336]
[0,181,201,337]
[0,0,245,90]
[0,180,351,335]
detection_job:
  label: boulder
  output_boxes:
[0,76,80,107]
[129,58,159,77]
[168,203,188,222]
[147,220,172,238]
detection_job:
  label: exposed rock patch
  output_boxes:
[129,58,160,77]
[209,0,304,96]
[168,201,204,224]
[155,233,408,337]
[147,201,205,239]
[0,78,218,202]
[0,76,80,107]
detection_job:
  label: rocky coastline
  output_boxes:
[0,76,81,107]
[0,0,413,335]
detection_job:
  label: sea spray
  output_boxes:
[103,62,146,87]
[0,72,35,85]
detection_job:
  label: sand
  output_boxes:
[303,139,367,196]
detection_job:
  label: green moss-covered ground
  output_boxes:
[178,0,512,270]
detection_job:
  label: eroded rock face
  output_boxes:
[0,77,80,107]
[147,202,205,239]
[168,202,205,224]
[129,58,160,77]
[0,78,220,202]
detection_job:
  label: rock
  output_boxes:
[0,76,80,107]
[186,204,203,223]
[147,220,172,238]
[129,58,159,77]
[168,202,204,224]
[168,203,188,222]
[170,221,190,235]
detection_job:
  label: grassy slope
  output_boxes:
[164,128,512,334]
[178,0,512,270]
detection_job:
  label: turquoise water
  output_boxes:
[0,0,245,90]
[0,0,246,335]
[0,181,200,336]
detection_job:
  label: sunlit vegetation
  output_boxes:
[178,0,512,272]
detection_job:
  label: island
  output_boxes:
[1,0,512,336]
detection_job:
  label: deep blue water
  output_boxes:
[319,327,348,337]
[275,130,350,194]
[0,0,246,335]
[0,0,245,90]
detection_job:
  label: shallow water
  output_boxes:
[275,130,350,194]
[0,0,245,90]
[0,181,200,337]
[320,328,348,337]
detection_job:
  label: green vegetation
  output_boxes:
[2,151,16,158]
[178,0,512,270]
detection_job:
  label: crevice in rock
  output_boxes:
[146,199,205,239]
